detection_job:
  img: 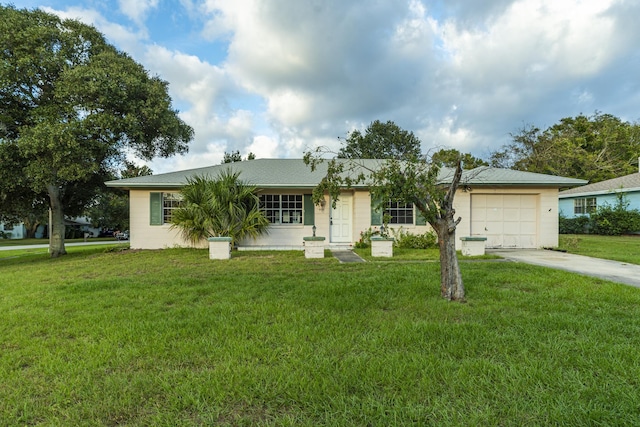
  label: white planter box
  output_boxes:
[303,236,325,258]
[208,237,232,260]
[460,236,487,256]
[371,237,394,257]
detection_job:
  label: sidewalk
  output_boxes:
[489,249,640,288]
[0,240,127,251]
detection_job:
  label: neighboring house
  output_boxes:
[1,217,100,240]
[0,222,26,239]
[559,172,640,218]
[105,159,586,250]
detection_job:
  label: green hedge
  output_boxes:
[560,195,640,235]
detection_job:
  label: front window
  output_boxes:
[163,192,183,223]
[259,194,303,224]
[574,197,596,215]
[385,201,414,224]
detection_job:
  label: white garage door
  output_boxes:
[471,194,538,248]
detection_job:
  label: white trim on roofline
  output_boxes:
[558,186,640,199]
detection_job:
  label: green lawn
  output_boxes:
[1,247,639,426]
[559,234,640,264]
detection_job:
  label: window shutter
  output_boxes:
[415,208,427,225]
[303,194,315,225]
[370,196,383,225]
[150,192,163,225]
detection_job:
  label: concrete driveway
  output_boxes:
[488,249,640,288]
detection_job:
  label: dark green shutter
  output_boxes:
[370,196,383,225]
[415,208,427,225]
[303,194,315,225]
[150,192,163,225]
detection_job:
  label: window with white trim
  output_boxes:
[259,194,303,224]
[385,201,414,224]
[162,192,183,223]
[574,197,596,215]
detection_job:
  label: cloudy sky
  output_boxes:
[14,0,640,173]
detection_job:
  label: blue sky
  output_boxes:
[12,0,640,174]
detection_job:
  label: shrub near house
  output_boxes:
[560,194,640,235]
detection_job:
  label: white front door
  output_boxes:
[331,193,353,243]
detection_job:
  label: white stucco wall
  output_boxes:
[129,189,205,249]
[129,186,560,250]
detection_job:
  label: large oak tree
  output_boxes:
[0,6,193,256]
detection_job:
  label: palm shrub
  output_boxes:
[171,170,269,246]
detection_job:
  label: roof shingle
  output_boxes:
[559,173,640,198]
[106,159,587,189]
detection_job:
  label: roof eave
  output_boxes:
[559,186,640,198]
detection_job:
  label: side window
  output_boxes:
[574,198,596,215]
[162,193,183,223]
[150,192,183,225]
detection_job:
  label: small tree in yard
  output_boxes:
[304,153,466,301]
[171,170,269,246]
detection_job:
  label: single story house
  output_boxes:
[105,159,586,250]
[559,170,640,218]
[0,217,101,240]
[0,222,26,239]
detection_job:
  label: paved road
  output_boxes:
[0,240,127,251]
[489,249,640,288]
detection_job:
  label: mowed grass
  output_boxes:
[1,247,640,426]
[559,234,640,264]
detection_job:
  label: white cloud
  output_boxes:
[117,0,159,27]
[38,0,640,172]
[41,6,146,53]
[247,135,279,159]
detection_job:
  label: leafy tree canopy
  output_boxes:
[431,148,488,169]
[338,120,422,161]
[121,161,153,179]
[0,5,193,256]
[222,150,256,163]
[85,162,153,231]
[489,112,640,182]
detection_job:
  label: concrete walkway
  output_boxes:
[489,249,640,288]
[331,250,366,263]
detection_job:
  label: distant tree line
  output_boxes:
[489,112,640,183]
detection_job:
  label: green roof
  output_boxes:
[105,159,587,189]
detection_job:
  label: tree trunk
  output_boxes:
[47,184,66,258]
[435,219,465,301]
[23,218,40,239]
